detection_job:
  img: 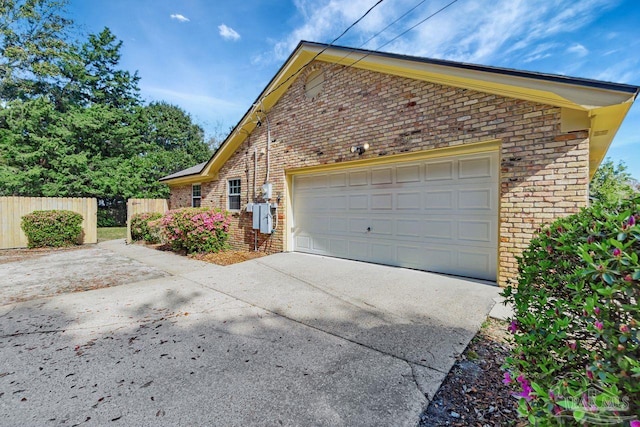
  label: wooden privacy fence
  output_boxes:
[0,197,97,249]
[126,198,168,243]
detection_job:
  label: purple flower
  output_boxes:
[594,320,604,331]
[629,215,636,227]
[586,368,594,380]
[630,420,640,427]
[549,390,556,401]
[502,372,512,385]
[508,320,519,334]
[613,248,622,257]
[567,341,577,350]
[594,306,601,315]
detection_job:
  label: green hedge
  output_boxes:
[21,210,84,248]
[502,195,639,425]
[130,212,163,243]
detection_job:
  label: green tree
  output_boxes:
[57,27,140,109]
[589,158,637,204]
[0,0,71,101]
[0,1,212,204]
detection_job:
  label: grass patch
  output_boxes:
[97,227,127,242]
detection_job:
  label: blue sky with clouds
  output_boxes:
[66,0,640,177]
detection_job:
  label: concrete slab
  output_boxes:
[1,241,502,426]
[1,276,424,426]
[0,245,167,305]
[489,295,514,321]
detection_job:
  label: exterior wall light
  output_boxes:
[350,143,370,155]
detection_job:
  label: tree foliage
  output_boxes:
[590,159,637,205]
[0,0,211,202]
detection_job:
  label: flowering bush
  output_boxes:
[502,195,639,425]
[130,212,163,243]
[160,207,231,254]
[21,210,83,248]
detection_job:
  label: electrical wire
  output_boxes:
[259,0,386,104]
[302,0,460,95]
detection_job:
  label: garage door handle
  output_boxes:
[366,227,371,232]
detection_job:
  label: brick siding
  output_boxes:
[169,61,590,286]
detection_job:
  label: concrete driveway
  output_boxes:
[0,240,500,426]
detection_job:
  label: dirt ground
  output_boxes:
[419,318,523,426]
[0,245,168,305]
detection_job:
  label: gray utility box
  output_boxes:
[252,203,276,234]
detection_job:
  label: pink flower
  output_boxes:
[629,420,639,427]
[508,320,519,333]
[613,248,622,257]
[594,307,601,315]
[594,320,603,331]
[620,324,630,333]
[502,372,512,385]
[586,368,594,380]
[567,341,577,351]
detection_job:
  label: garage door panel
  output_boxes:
[295,235,311,250]
[293,151,498,281]
[396,165,421,183]
[423,219,454,240]
[349,194,368,209]
[371,243,393,263]
[457,250,495,281]
[329,195,348,210]
[458,188,493,211]
[371,193,393,210]
[458,220,492,243]
[329,173,347,187]
[329,217,348,233]
[348,240,369,259]
[349,171,368,186]
[424,190,455,210]
[458,156,493,180]
[330,239,348,256]
[397,192,421,210]
[371,167,393,185]
[349,217,369,234]
[397,219,422,237]
[425,160,455,181]
[371,218,393,235]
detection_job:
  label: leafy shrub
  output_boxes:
[502,195,639,425]
[97,209,118,227]
[21,210,84,248]
[130,212,163,243]
[159,207,230,254]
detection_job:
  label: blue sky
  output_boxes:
[66,0,640,178]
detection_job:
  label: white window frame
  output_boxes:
[227,178,241,211]
[192,183,202,207]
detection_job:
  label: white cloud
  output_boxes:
[170,14,190,23]
[218,24,241,41]
[567,43,589,57]
[266,0,618,66]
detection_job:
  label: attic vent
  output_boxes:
[305,70,324,99]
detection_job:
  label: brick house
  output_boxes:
[161,41,639,286]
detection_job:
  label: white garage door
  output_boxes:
[292,151,498,281]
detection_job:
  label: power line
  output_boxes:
[303,0,460,95]
[259,0,386,104]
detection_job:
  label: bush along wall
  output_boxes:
[502,195,639,425]
[130,212,163,243]
[21,210,84,248]
[160,208,231,254]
